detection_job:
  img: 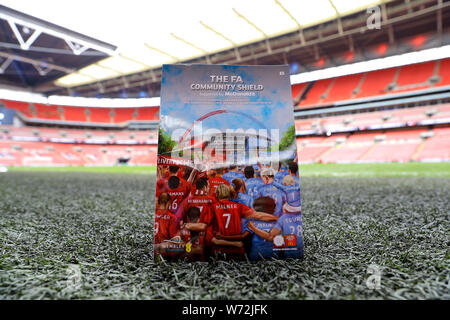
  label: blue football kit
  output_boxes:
[254,182,287,217]
[222,170,246,185]
[274,212,303,259]
[232,192,253,208]
[274,170,289,184]
[245,220,278,261]
[273,181,301,207]
[245,177,264,200]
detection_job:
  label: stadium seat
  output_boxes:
[63,106,87,122]
[354,68,397,99]
[384,129,426,140]
[34,104,61,120]
[113,108,136,123]
[435,58,450,87]
[318,143,373,163]
[416,127,450,161]
[322,73,363,103]
[89,108,112,123]
[135,107,159,121]
[296,136,332,163]
[298,78,334,107]
[291,83,307,101]
[1,100,34,118]
[394,61,436,89]
[363,141,420,162]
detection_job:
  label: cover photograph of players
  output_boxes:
[154,64,303,262]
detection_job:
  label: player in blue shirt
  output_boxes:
[230,178,253,208]
[252,164,260,177]
[273,175,301,208]
[247,199,303,259]
[254,168,287,217]
[222,165,245,185]
[245,196,279,261]
[243,166,264,200]
[230,178,253,254]
[274,161,289,184]
[288,162,300,185]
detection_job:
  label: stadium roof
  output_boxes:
[1,0,391,89]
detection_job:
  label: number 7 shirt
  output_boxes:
[211,200,254,236]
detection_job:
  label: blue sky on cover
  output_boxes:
[160,64,295,144]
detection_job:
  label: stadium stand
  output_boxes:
[415,127,450,161]
[296,104,450,134]
[89,108,112,123]
[135,107,159,121]
[392,61,436,92]
[34,103,61,120]
[317,139,373,163]
[0,125,157,144]
[436,59,450,87]
[113,108,136,123]
[354,67,398,99]
[1,100,159,125]
[298,78,334,107]
[1,100,34,118]
[291,83,307,101]
[322,73,364,103]
[0,141,157,166]
[295,58,450,108]
[62,106,87,122]
[296,126,450,164]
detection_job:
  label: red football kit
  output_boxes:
[166,184,189,214]
[176,189,215,224]
[208,175,230,198]
[156,178,167,197]
[180,227,205,250]
[210,200,254,256]
[154,209,178,244]
[213,200,253,235]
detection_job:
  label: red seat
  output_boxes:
[395,61,436,87]
[355,68,397,99]
[322,73,363,103]
[1,100,34,118]
[89,108,112,123]
[135,107,159,121]
[436,58,450,87]
[416,128,450,161]
[113,108,136,123]
[63,106,87,122]
[364,142,420,162]
[291,83,307,100]
[34,104,61,120]
[299,78,334,107]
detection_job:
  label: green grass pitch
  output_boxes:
[0,162,449,299]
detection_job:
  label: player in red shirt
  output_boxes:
[156,165,169,199]
[165,175,190,214]
[179,206,206,261]
[209,184,278,260]
[207,168,230,199]
[154,193,180,259]
[168,165,190,190]
[175,177,214,224]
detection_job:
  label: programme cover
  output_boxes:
[154,64,303,262]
